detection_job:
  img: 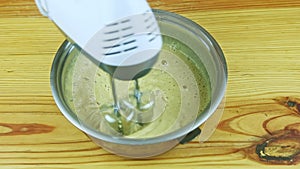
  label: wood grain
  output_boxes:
[1,0,300,168]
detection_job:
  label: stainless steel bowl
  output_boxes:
[50,9,227,158]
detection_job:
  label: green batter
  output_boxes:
[62,35,211,138]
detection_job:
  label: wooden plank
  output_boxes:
[0,0,300,168]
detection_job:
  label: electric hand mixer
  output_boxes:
[35,0,163,135]
[35,0,162,80]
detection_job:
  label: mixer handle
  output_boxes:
[179,128,201,144]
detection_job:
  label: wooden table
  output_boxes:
[1,0,300,168]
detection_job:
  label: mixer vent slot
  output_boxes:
[106,22,118,27]
[149,34,159,42]
[103,37,120,42]
[123,40,136,45]
[144,15,153,23]
[104,51,122,56]
[122,26,133,31]
[146,22,155,29]
[104,30,119,34]
[124,46,138,52]
[123,33,134,38]
[121,19,130,24]
[103,44,121,49]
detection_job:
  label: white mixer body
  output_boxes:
[35,0,162,68]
